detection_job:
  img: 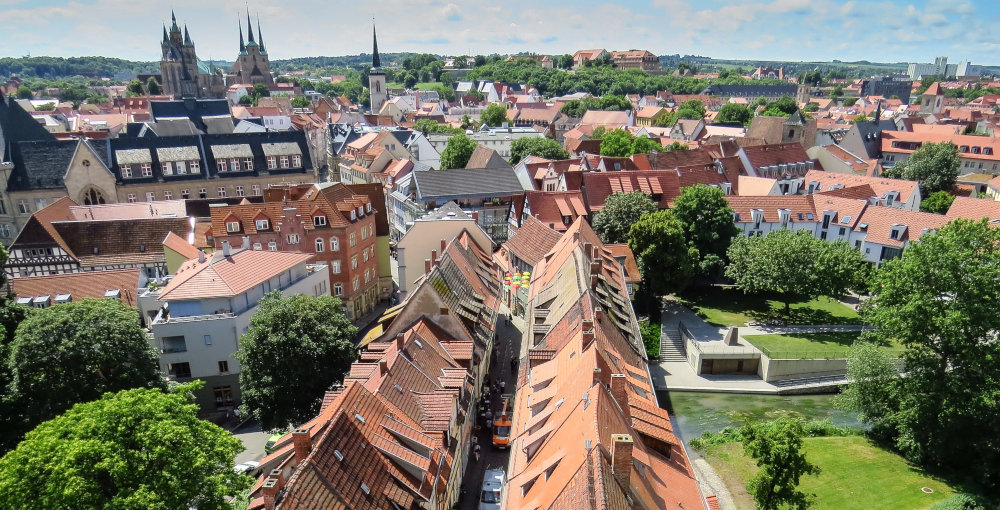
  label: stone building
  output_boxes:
[158,11,226,99]
[230,12,275,87]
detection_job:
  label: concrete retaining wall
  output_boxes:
[759,356,847,382]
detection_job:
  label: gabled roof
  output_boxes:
[855,206,949,247]
[505,215,562,267]
[518,190,588,232]
[945,196,1000,222]
[10,268,141,307]
[157,249,314,301]
[803,169,919,205]
[742,142,812,170]
[412,166,524,200]
[725,195,817,223]
[464,145,511,170]
[581,170,680,211]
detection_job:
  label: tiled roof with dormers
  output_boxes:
[157,248,314,301]
[581,170,680,211]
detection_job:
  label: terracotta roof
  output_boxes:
[736,176,778,196]
[505,215,562,267]
[517,190,588,232]
[882,131,1000,161]
[579,110,630,127]
[856,206,949,247]
[817,184,876,201]
[803,170,919,205]
[10,268,141,307]
[51,217,191,267]
[743,142,812,170]
[162,231,199,260]
[725,195,816,223]
[464,145,510,169]
[605,244,641,284]
[211,183,371,235]
[68,200,187,221]
[157,249,314,300]
[581,170,680,211]
[946,196,1000,221]
[923,82,942,96]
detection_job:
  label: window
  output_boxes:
[127,193,136,203]
[364,269,370,284]
[313,215,327,227]
[204,334,212,345]
[0,224,10,239]
[332,260,341,274]
[235,185,245,197]
[243,157,253,171]
[16,199,30,215]
[181,189,190,199]
[287,234,300,244]
[164,190,172,200]
[213,386,233,408]
[229,159,239,172]
[217,187,227,198]
[218,360,229,373]
[351,255,358,269]
[255,219,270,230]
[189,160,200,173]
[353,277,359,291]
[199,188,207,199]
[292,155,301,167]
[253,242,262,250]
[217,160,228,173]
[361,228,367,240]
[315,238,325,252]
[267,156,277,169]
[363,250,369,263]
[251,184,261,196]
[168,362,192,379]
[330,237,339,251]
[146,192,155,202]
[120,164,132,177]
[280,155,290,168]
[350,233,357,247]
[161,161,173,176]
[334,283,343,296]
[268,241,277,251]
[226,221,240,233]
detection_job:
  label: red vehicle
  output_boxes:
[492,397,512,449]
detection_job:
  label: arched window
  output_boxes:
[315,238,324,253]
[81,187,106,205]
[375,81,380,93]
[330,236,339,252]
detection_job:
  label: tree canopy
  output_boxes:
[725,230,867,314]
[0,383,250,510]
[7,298,163,437]
[716,103,752,125]
[592,191,658,244]
[671,184,738,276]
[674,99,706,120]
[919,190,955,214]
[628,210,697,308]
[236,292,358,431]
[480,103,509,127]
[741,418,820,510]
[844,220,1000,492]
[599,129,664,157]
[892,141,960,194]
[509,137,569,164]
[759,95,799,117]
[439,133,478,169]
[413,118,464,135]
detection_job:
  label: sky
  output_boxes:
[1,0,1000,66]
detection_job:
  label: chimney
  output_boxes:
[431,250,438,267]
[582,242,593,258]
[378,358,389,376]
[222,240,232,257]
[268,468,284,489]
[440,239,447,253]
[582,319,594,346]
[590,260,601,276]
[197,250,206,263]
[425,259,432,275]
[396,334,405,350]
[242,236,250,250]
[262,478,279,510]
[292,428,311,461]
[592,367,602,385]
[611,434,634,491]
[590,274,599,291]
[439,307,449,315]
[610,374,629,417]
[594,306,605,322]
[471,212,479,222]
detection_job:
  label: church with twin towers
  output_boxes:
[157,9,275,99]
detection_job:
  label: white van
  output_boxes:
[479,469,505,510]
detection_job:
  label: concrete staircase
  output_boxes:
[772,374,847,389]
[658,326,687,362]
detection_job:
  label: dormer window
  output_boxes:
[313,215,327,227]
[889,224,906,240]
[357,206,364,217]
[226,221,241,233]
[120,164,132,178]
[750,209,764,229]
[350,210,357,221]
[778,208,791,228]
[255,219,270,230]
[366,203,372,213]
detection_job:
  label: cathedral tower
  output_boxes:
[368,22,387,113]
[231,11,275,86]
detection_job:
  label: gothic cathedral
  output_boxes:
[158,11,226,99]
[230,12,275,87]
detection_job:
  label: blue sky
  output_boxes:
[1,0,999,65]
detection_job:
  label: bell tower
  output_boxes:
[368,20,387,114]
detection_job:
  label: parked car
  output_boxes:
[264,433,284,454]
[234,460,260,477]
[479,469,505,510]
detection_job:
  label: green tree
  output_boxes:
[480,103,508,127]
[665,141,689,152]
[830,85,844,98]
[559,54,574,69]
[236,292,357,431]
[16,85,32,99]
[509,137,569,164]
[126,79,144,96]
[0,384,250,510]
[403,73,418,88]
[834,343,901,443]
[675,99,706,120]
[599,128,635,157]
[440,133,478,169]
[671,184,738,276]
[760,95,799,117]
[252,83,270,98]
[628,210,697,309]
[7,299,163,436]
[413,118,463,135]
[741,418,820,510]
[592,191,657,244]
[716,103,752,125]
[560,99,587,118]
[850,114,871,124]
[803,103,820,112]
[291,96,311,108]
[894,141,960,194]
[725,230,867,314]
[631,135,663,155]
[920,190,955,214]
[850,220,1000,490]
[238,94,253,106]
[145,76,161,95]
[474,55,488,67]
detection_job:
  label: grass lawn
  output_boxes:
[676,286,860,327]
[743,332,904,359]
[703,436,955,510]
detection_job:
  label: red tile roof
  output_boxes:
[803,170,919,205]
[10,268,141,307]
[946,196,1000,221]
[505,215,564,267]
[743,142,812,170]
[157,249,314,300]
[725,195,816,223]
[856,206,949,247]
[582,170,680,211]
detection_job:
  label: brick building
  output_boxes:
[208,182,379,321]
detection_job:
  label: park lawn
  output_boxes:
[676,287,860,327]
[742,332,904,359]
[703,436,955,510]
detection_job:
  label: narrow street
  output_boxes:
[457,303,524,510]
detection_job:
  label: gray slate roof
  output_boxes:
[412,167,525,201]
[8,140,78,191]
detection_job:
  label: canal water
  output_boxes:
[658,390,863,446]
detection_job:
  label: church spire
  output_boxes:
[183,24,192,45]
[246,9,255,43]
[162,24,168,43]
[257,17,266,54]
[171,9,178,31]
[372,20,381,69]
[238,19,245,53]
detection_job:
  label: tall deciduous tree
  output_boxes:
[7,298,163,435]
[671,184,738,275]
[628,210,697,308]
[893,141,960,194]
[145,76,162,95]
[631,135,664,155]
[741,418,820,510]
[235,292,357,431]
[0,384,249,510]
[725,230,866,314]
[919,190,955,214]
[592,191,657,244]
[716,103,752,125]
[599,128,635,157]
[674,99,706,120]
[480,103,509,127]
[846,219,1000,491]
[440,133,478,169]
[509,137,569,164]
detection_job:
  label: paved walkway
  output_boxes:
[693,459,738,510]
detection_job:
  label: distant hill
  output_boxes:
[0,56,159,80]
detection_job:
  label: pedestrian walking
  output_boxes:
[474,443,481,462]
[233,407,241,423]
[499,380,505,393]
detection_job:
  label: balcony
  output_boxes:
[160,335,187,354]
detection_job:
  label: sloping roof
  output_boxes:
[856,206,949,247]
[10,268,141,307]
[605,244,641,284]
[505,215,562,267]
[7,140,78,191]
[737,176,778,196]
[946,196,1000,221]
[464,145,511,170]
[69,200,188,221]
[1,92,57,161]
[519,190,588,232]
[581,170,680,211]
[412,167,524,201]
[162,231,200,259]
[54,217,191,268]
[803,169,919,205]
[743,142,812,170]
[579,110,630,127]
[158,249,314,301]
[725,195,816,223]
